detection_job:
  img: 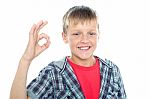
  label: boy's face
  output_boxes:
[62,20,99,60]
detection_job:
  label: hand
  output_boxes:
[22,20,50,61]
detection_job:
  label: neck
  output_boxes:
[70,56,96,67]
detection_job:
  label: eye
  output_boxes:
[72,32,80,35]
[88,32,96,36]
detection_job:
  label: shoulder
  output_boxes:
[48,57,67,68]
[98,57,123,82]
[97,57,127,97]
[43,57,67,73]
[98,57,121,78]
[98,57,119,70]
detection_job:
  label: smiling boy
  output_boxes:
[10,6,127,99]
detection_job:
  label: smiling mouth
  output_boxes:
[77,46,91,50]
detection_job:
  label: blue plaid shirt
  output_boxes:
[27,57,127,99]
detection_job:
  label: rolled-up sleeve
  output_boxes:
[27,66,54,98]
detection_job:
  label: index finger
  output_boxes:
[35,20,48,33]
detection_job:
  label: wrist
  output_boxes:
[21,54,33,62]
[20,56,32,65]
[17,56,32,73]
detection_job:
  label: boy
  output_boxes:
[10,6,127,99]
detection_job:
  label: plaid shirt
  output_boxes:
[27,57,127,99]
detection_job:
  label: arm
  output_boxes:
[117,68,127,99]
[10,20,50,99]
[112,64,127,99]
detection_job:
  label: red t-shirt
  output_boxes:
[67,57,101,99]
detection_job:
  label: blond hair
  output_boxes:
[63,6,99,33]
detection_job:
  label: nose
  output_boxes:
[80,34,89,43]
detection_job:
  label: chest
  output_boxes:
[53,69,116,99]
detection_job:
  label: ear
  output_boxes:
[62,32,68,43]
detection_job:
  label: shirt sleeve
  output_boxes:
[105,59,127,99]
[112,62,127,98]
[27,66,54,98]
[117,67,127,98]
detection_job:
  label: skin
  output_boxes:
[62,20,99,66]
[10,20,99,99]
[10,20,50,99]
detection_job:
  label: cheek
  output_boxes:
[68,39,78,49]
[69,42,76,48]
[68,39,75,47]
[91,39,98,45]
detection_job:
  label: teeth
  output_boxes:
[79,46,90,50]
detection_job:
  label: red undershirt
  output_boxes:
[67,57,101,99]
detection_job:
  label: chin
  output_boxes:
[77,54,94,60]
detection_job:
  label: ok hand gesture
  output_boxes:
[22,20,50,62]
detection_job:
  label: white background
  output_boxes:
[0,0,150,98]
